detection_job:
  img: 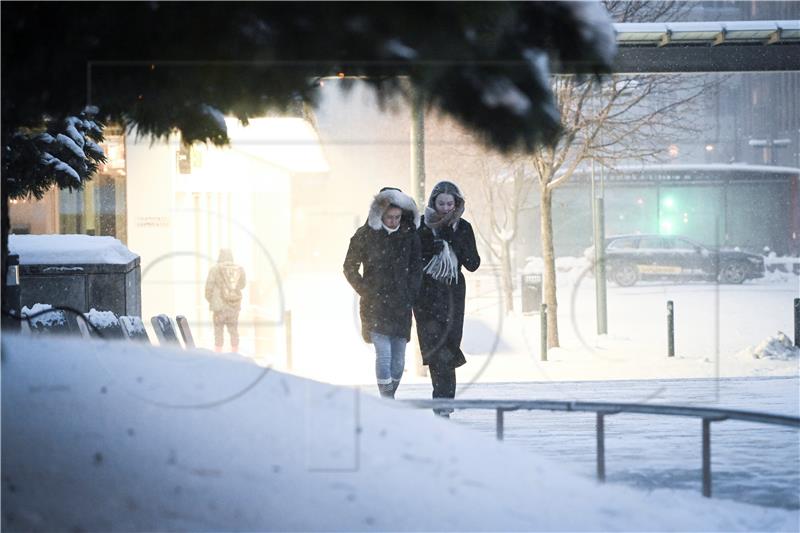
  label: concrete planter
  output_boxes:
[20,257,141,317]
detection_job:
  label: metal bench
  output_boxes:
[21,305,82,337]
[81,309,126,340]
[150,314,182,347]
[119,315,151,343]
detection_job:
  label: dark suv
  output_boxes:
[601,234,765,287]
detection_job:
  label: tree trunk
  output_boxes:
[540,186,559,348]
[500,238,514,313]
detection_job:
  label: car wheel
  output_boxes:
[612,262,639,287]
[719,261,747,284]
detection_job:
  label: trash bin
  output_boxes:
[520,273,542,314]
[2,254,21,331]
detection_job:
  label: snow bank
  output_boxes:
[2,334,797,532]
[736,332,800,361]
[9,234,138,265]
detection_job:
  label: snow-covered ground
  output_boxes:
[2,334,798,531]
[5,253,798,530]
[221,265,799,387]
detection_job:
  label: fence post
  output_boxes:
[285,309,293,370]
[667,300,675,357]
[596,413,606,482]
[702,418,712,498]
[794,298,799,348]
[540,303,548,361]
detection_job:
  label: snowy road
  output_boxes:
[396,376,800,511]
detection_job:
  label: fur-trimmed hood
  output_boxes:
[367,188,420,231]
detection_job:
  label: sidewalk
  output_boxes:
[233,271,798,384]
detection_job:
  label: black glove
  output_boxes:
[432,238,444,254]
[438,225,454,243]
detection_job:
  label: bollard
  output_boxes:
[540,303,548,361]
[795,298,800,348]
[702,418,712,497]
[596,413,606,482]
[496,409,505,441]
[667,300,675,357]
[285,309,293,370]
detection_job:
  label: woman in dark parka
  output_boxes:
[413,181,480,416]
[343,187,422,398]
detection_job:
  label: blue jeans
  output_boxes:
[370,331,406,384]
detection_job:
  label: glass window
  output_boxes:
[638,237,665,249]
[608,238,638,250]
[673,238,698,251]
[57,130,128,243]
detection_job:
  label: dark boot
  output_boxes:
[377,383,395,399]
[390,379,401,398]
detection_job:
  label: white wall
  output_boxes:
[125,129,180,327]
[125,119,326,351]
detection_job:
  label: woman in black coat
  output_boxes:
[343,187,422,398]
[413,181,480,416]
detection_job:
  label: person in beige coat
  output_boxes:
[205,249,246,352]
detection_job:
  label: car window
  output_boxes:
[673,239,697,251]
[638,237,665,250]
[608,238,637,250]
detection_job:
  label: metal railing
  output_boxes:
[404,399,800,498]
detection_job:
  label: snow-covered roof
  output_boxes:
[609,163,800,175]
[558,163,800,183]
[9,234,139,265]
[615,20,800,45]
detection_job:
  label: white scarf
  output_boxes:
[423,226,459,284]
[382,223,399,234]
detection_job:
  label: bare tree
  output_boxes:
[472,160,537,313]
[427,118,537,314]
[529,72,716,347]
[604,0,693,23]
[526,0,713,348]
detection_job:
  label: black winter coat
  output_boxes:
[413,217,480,368]
[343,221,422,343]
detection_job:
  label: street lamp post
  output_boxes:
[591,82,608,336]
[592,159,608,336]
[410,86,428,377]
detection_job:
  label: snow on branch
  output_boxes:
[4,108,106,199]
